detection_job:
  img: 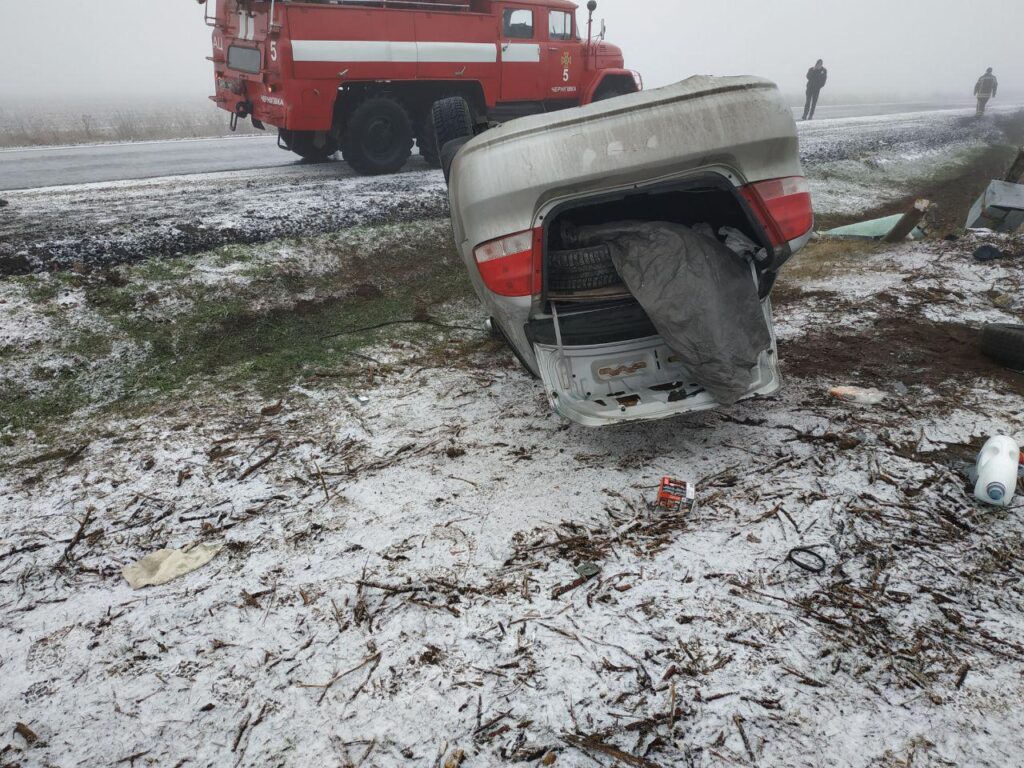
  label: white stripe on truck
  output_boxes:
[291,40,497,64]
[500,43,541,63]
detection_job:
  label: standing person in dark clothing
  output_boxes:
[802,59,828,121]
[975,68,998,116]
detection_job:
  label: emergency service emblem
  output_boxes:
[560,51,573,86]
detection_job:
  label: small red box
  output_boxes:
[656,477,696,512]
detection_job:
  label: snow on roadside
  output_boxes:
[3,106,1022,275]
[798,107,1012,218]
[2,234,1024,767]
[0,164,449,273]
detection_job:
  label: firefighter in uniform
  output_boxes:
[802,60,828,121]
[975,68,998,116]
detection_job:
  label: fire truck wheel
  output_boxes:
[418,114,441,168]
[342,97,414,175]
[431,97,475,157]
[279,130,338,162]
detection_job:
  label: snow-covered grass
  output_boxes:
[799,107,1019,222]
[2,228,1024,766]
[0,163,450,275]
[0,219,470,437]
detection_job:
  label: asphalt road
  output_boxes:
[0,135,286,192]
[0,100,982,192]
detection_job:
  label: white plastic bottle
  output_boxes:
[974,436,1021,506]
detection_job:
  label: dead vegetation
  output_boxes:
[0,102,259,149]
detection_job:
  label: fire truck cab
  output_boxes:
[202,0,640,174]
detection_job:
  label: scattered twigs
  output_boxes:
[321,318,483,340]
[407,597,462,617]
[113,750,151,765]
[0,542,47,562]
[561,734,661,768]
[231,702,269,760]
[312,460,330,502]
[348,651,382,703]
[551,572,597,600]
[300,651,383,706]
[59,508,95,565]
[15,442,89,468]
[337,439,444,477]
[357,580,423,595]
[955,662,970,689]
[14,722,39,744]
[781,666,826,688]
[237,437,282,481]
[733,714,757,764]
[231,711,251,752]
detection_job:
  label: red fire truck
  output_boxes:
[200,0,640,174]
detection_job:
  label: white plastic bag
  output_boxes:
[122,542,223,589]
[829,386,887,405]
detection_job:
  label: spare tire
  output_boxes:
[547,244,621,292]
[441,137,472,184]
[431,97,474,157]
[981,323,1024,370]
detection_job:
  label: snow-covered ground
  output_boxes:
[2,105,1024,767]
[1,229,1023,767]
[0,165,449,274]
[2,106,1021,275]
[799,106,1018,218]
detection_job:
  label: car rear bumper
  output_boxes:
[532,300,781,427]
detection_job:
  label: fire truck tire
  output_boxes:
[431,97,475,157]
[280,129,338,162]
[342,97,414,175]
[418,114,441,168]
[440,137,472,184]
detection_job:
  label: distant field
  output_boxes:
[0,100,260,148]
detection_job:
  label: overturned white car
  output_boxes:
[436,75,813,426]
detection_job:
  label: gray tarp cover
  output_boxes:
[566,221,771,405]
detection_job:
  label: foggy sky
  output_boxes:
[2,0,1021,106]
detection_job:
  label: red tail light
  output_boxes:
[740,176,814,247]
[473,229,542,297]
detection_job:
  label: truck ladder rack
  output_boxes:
[266,0,472,10]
